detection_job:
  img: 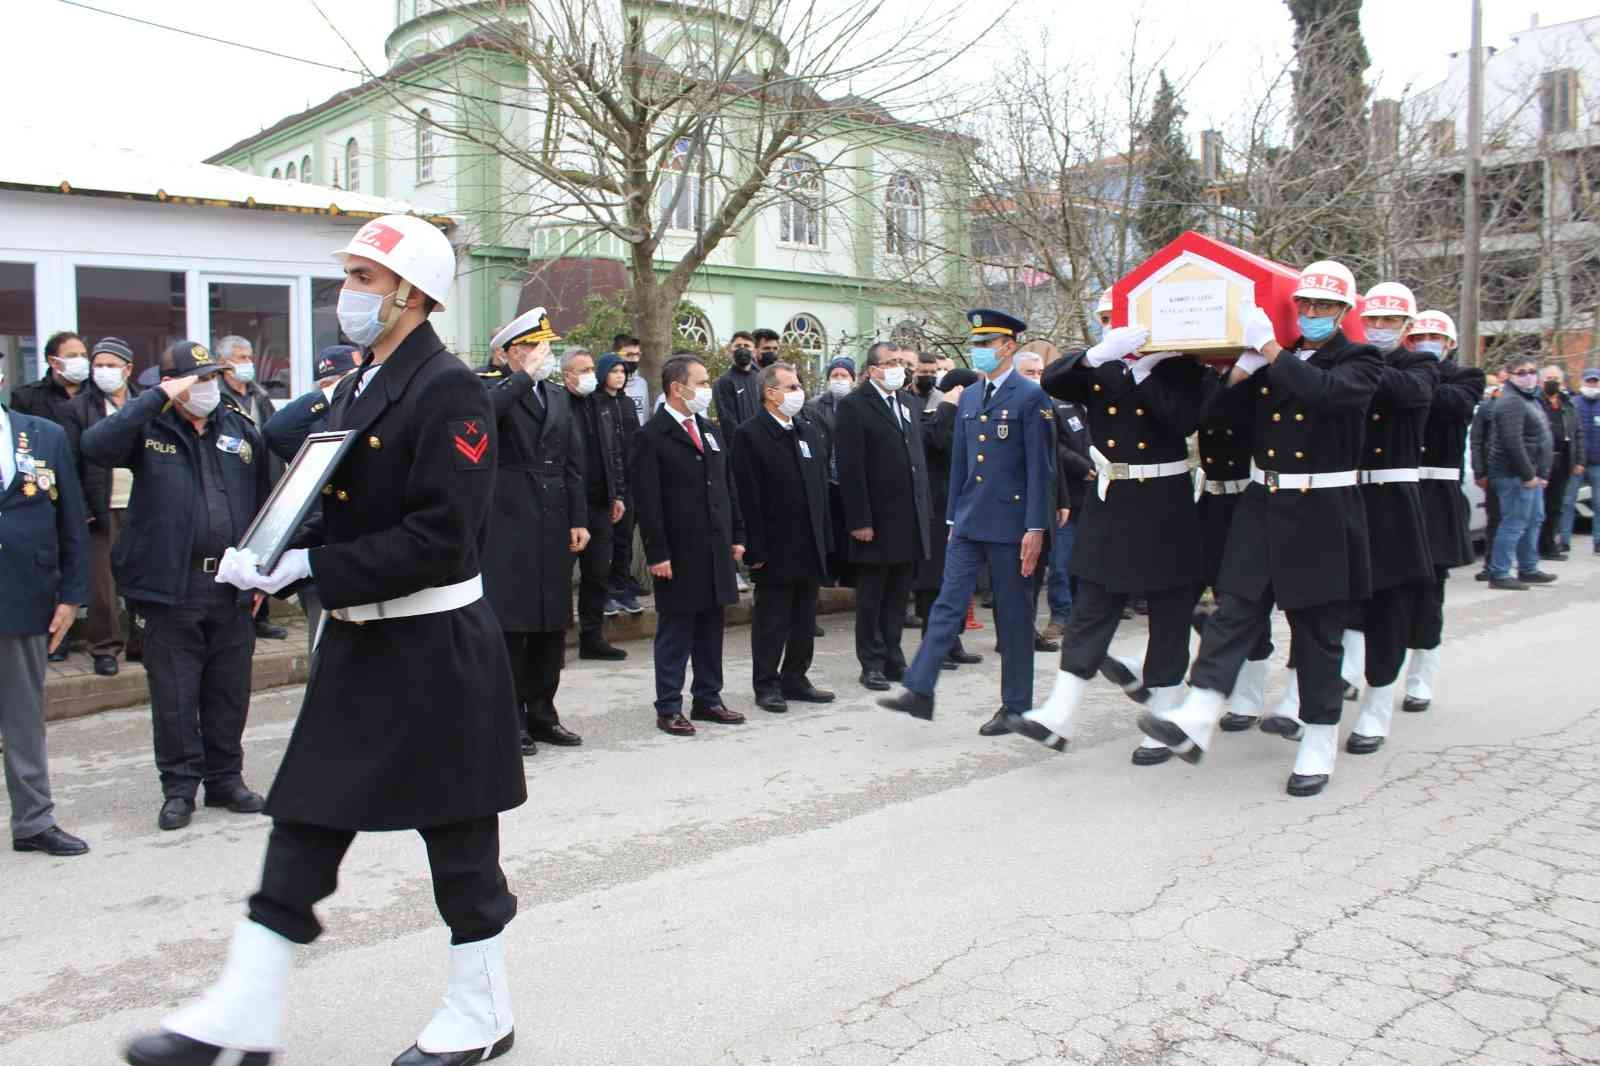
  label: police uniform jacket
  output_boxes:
[914,397,958,593]
[262,388,333,464]
[631,405,743,613]
[481,371,586,633]
[1418,359,1486,570]
[732,411,830,585]
[270,322,525,832]
[222,380,281,481]
[1201,331,1382,611]
[1042,353,1203,593]
[61,381,140,527]
[80,387,268,608]
[1356,348,1439,589]
[1196,372,1255,586]
[833,383,931,566]
[947,370,1055,544]
[0,410,89,636]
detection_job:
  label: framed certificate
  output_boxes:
[237,430,356,571]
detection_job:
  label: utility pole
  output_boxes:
[1461,0,1484,365]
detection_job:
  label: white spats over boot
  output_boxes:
[1098,653,1149,703]
[396,934,515,1065]
[1218,657,1270,731]
[1347,683,1398,754]
[1137,687,1224,764]
[1260,667,1305,741]
[1131,686,1183,764]
[1009,671,1089,752]
[1340,630,1366,695]
[1287,723,1338,796]
[164,920,295,1052]
[1403,647,1439,711]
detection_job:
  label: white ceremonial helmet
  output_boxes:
[1360,282,1418,320]
[1095,290,1113,315]
[1410,309,1458,342]
[332,215,456,310]
[1292,260,1357,306]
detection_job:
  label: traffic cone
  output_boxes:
[964,599,984,631]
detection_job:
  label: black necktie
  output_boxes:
[984,381,995,406]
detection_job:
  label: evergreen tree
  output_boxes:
[1134,72,1205,254]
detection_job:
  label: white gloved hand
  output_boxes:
[213,546,263,591]
[1085,325,1150,367]
[1235,351,1268,376]
[252,548,312,595]
[1130,350,1181,385]
[1242,307,1277,353]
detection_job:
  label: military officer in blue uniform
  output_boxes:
[880,309,1054,727]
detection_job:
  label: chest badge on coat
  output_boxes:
[452,419,490,467]
[996,423,1009,440]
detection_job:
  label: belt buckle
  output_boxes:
[201,557,219,574]
[1109,462,1131,480]
[1263,469,1280,490]
[1205,480,1223,495]
[329,607,364,625]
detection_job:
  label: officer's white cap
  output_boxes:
[491,307,560,351]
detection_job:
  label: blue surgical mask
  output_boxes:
[1298,314,1337,343]
[1410,340,1445,359]
[971,347,999,374]
[337,288,395,348]
[1363,327,1401,353]
[231,362,257,383]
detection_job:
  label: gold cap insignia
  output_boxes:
[192,345,211,363]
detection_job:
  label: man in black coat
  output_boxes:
[915,366,982,667]
[732,362,836,713]
[833,341,931,690]
[1141,261,1382,798]
[712,330,761,445]
[632,354,747,736]
[563,349,628,661]
[10,330,89,428]
[481,308,589,753]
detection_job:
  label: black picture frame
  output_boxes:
[237,430,356,572]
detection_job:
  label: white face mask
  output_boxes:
[778,389,805,417]
[93,365,128,394]
[1364,327,1402,353]
[181,379,221,418]
[573,371,598,396]
[57,355,90,383]
[230,361,256,383]
[879,366,906,391]
[827,377,852,398]
[1582,385,1600,400]
[336,288,396,348]
[688,385,713,415]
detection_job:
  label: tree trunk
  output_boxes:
[628,268,677,390]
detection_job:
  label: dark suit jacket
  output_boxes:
[61,381,140,526]
[732,410,829,584]
[0,410,89,635]
[631,406,744,614]
[832,383,931,566]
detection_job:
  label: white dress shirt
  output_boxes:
[0,403,13,490]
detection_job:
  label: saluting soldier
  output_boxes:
[1141,260,1382,798]
[1402,311,1485,712]
[879,310,1054,729]
[125,215,526,1066]
[1003,321,1206,761]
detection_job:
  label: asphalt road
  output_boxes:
[4,556,1599,1065]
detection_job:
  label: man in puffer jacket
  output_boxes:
[1484,357,1556,589]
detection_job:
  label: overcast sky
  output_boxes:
[3,0,1594,162]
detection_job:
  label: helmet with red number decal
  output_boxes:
[332,214,455,310]
[1410,309,1458,343]
[1360,282,1418,320]
[1292,260,1357,306]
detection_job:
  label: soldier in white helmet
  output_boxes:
[124,215,525,1066]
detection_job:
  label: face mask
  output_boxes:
[1543,380,1562,396]
[778,389,805,417]
[1511,372,1538,391]
[1581,385,1600,399]
[971,347,999,374]
[574,372,598,396]
[914,375,937,395]
[1364,327,1401,353]
[93,366,128,393]
[1298,314,1337,343]
[1410,339,1446,359]
[758,350,778,368]
[180,379,221,418]
[732,348,754,368]
[688,385,714,415]
[337,288,396,348]
[57,355,90,383]
[827,377,852,398]
[622,360,638,377]
[231,362,256,384]
[879,366,906,391]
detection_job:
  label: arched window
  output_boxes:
[285,161,298,182]
[782,313,827,365]
[270,167,282,180]
[345,138,360,192]
[885,172,923,255]
[301,154,313,183]
[416,110,435,184]
[673,309,715,351]
[779,155,823,247]
[658,137,706,232]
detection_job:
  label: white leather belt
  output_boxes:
[1418,466,1461,481]
[1203,478,1249,496]
[330,575,484,624]
[1250,462,1359,490]
[1360,469,1420,485]
[1091,448,1190,500]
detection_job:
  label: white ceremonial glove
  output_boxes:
[1242,307,1277,353]
[1085,325,1150,367]
[1130,350,1181,385]
[1234,350,1268,376]
[1089,445,1112,502]
[213,546,263,591]
[253,548,312,595]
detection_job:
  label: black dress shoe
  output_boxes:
[125,1030,273,1065]
[1259,716,1305,742]
[204,785,265,813]
[947,648,983,665]
[392,1030,515,1066]
[1218,712,1259,732]
[690,703,746,724]
[254,621,289,640]
[977,708,1010,736]
[755,692,789,713]
[1345,733,1384,754]
[1099,658,1150,704]
[1131,744,1172,766]
[877,689,934,720]
[1286,773,1329,797]
[940,657,960,670]
[158,798,194,831]
[1343,683,1360,701]
[93,654,120,676]
[1474,569,1492,581]
[859,669,891,691]
[1489,576,1529,590]
[1002,711,1066,751]
[1401,696,1430,713]
[13,825,89,856]
[1135,711,1201,764]
[782,682,835,703]
[579,640,628,660]
[814,623,825,637]
[1519,570,1558,584]
[528,722,583,746]
[48,645,70,662]
[657,713,696,736]
[1034,631,1060,652]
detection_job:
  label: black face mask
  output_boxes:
[621,360,637,378]
[914,375,937,395]
[732,347,754,368]
[1544,380,1562,396]
[757,350,778,368]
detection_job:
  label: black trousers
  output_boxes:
[502,629,565,734]
[751,579,818,696]
[1410,566,1449,651]
[853,562,914,673]
[1363,579,1433,687]
[1192,589,1347,725]
[653,607,724,716]
[1058,580,1197,688]
[608,500,642,597]
[135,580,255,800]
[1541,455,1571,553]
[577,501,615,643]
[248,816,516,945]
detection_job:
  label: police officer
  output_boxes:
[125,215,525,1066]
[81,340,270,831]
[1141,260,1382,797]
[0,367,90,856]
[879,310,1054,727]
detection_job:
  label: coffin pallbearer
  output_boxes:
[483,307,589,752]
[731,361,836,712]
[124,214,526,1066]
[878,310,1053,729]
[1001,321,1205,759]
[1139,260,1382,797]
[1400,310,1485,713]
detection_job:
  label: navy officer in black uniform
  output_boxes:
[880,309,1054,728]
[124,215,525,1066]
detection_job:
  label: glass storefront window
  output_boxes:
[75,267,187,383]
[311,277,348,362]
[0,262,36,403]
[208,281,293,399]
